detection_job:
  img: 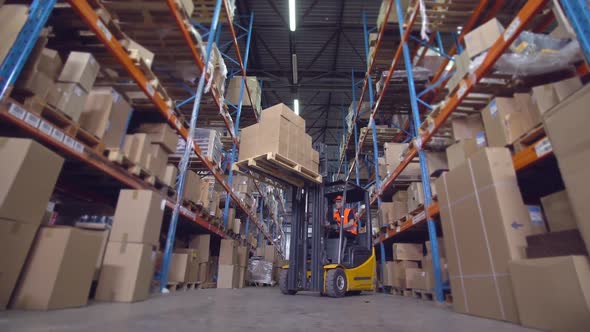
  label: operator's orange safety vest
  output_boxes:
[333,208,358,235]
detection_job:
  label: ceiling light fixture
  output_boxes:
[289,0,296,31]
[294,99,300,115]
[292,54,298,84]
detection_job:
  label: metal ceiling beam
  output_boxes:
[341,31,365,63]
[304,30,339,71]
[264,0,287,26]
[254,31,283,68]
[301,0,321,23]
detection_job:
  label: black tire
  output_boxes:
[325,268,347,298]
[347,290,362,296]
[279,269,297,295]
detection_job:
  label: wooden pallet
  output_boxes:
[390,286,413,297]
[512,124,546,154]
[247,281,276,287]
[166,282,198,292]
[412,289,434,301]
[234,153,322,187]
[18,98,105,153]
[408,204,425,216]
[198,281,217,289]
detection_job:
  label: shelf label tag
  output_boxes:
[396,226,400,233]
[146,84,155,97]
[535,137,552,157]
[51,128,65,142]
[414,136,423,150]
[8,103,26,119]
[97,19,112,41]
[38,120,53,136]
[504,17,521,42]
[74,141,85,154]
[412,217,419,225]
[63,136,77,150]
[24,112,40,128]
[415,211,426,222]
[160,199,166,211]
[457,81,467,99]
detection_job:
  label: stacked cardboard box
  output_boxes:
[95,190,164,302]
[79,88,132,149]
[167,249,200,284]
[407,182,424,213]
[0,138,64,309]
[481,94,541,147]
[376,0,409,26]
[11,226,104,310]
[415,239,449,292]
[162,165,178,187]
[435,148,546,322]
[123,133,151,170]
[217,239,239,288]
[540,190,576,232]
[236,246,249,288]
[446,138,484,171]
[445,51,471,93]
[136,123,177,181]
[450,114,485,142]
[0,5,29,66]
[542,83,590,251]
[239,103,318,172]
[383,142,420,179]
[15,35,60,102]
[464,18,504,58]
[189,234,213,284]
[390,243,422,289]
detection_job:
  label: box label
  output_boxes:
[534,137,552,157]
[8,103,26,119]
[475,131,486,146]
[527,206,544,225]
[24,112,41,128]
[146,83,155,97]
[74,86,83,97]
[489,100,498,118]
[457,81,467,99]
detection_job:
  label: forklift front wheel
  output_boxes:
[326,268,347,298]
[279,269,297,295]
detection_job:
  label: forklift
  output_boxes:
[279,180,376,297]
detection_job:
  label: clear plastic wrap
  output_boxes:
[472,32,583,77]
[247,258,274,284]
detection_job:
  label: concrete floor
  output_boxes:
[0,288,538,332]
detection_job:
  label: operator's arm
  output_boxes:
[343,210,356,230]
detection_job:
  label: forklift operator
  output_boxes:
[332,195,358,237]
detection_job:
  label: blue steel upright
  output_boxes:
[0,0,57,99]
[394,0,444,303]
[160,0,224,293]
[223,13,254,229]
[559,0,590,64]
[362,11,386,291]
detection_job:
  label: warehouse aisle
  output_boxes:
[0,288,537,332]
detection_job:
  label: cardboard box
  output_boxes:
[509,256,590,331]
[0,219,38,309]
[264,245,276,262]
[137,123,178,154]
[111,190,164,246]
[261,103,305,129]
[412,270,432,290]
[540,190,577,232]
[421,255,449,287]
[407,182,424,213]
[92,229,110,281]
[232,218,241,235]
[464,18,504,58]
[80,88,116,139]
[237,266,247,288]
[543,84,590,252]
[197,262,208,283]
[446,139,482,170]
[226,76,261,109]
[0,5,29,66]
[146,144,168,180]
[183,170,202,204]
[189,234,210,263]
[162,165,178,187]
[404,267,422,289]
[0,138,64,224]
[95,242,155,302]
[220,239,238,265]
[81,87,131,147]
[482,97,535,147]
[513,92,541,127]
[217,264,238,288]
[378,202,395,227]
[11,226,103,310]
[451,115,484,141]
[391,261,419,288]
[16,69,53,99]
[425,152,448,176]
[425,238,446,258]
[37,48,63,80]
[46,82,88,122]
[58,52,99,93]
[123,133,151,170]
[382,261,395,287]
[168,249,199,283]
[376,0,409,25]
[532,77,583,116]
[435,148,545,322]
[392,243,422,261]
[237,245,249,267]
